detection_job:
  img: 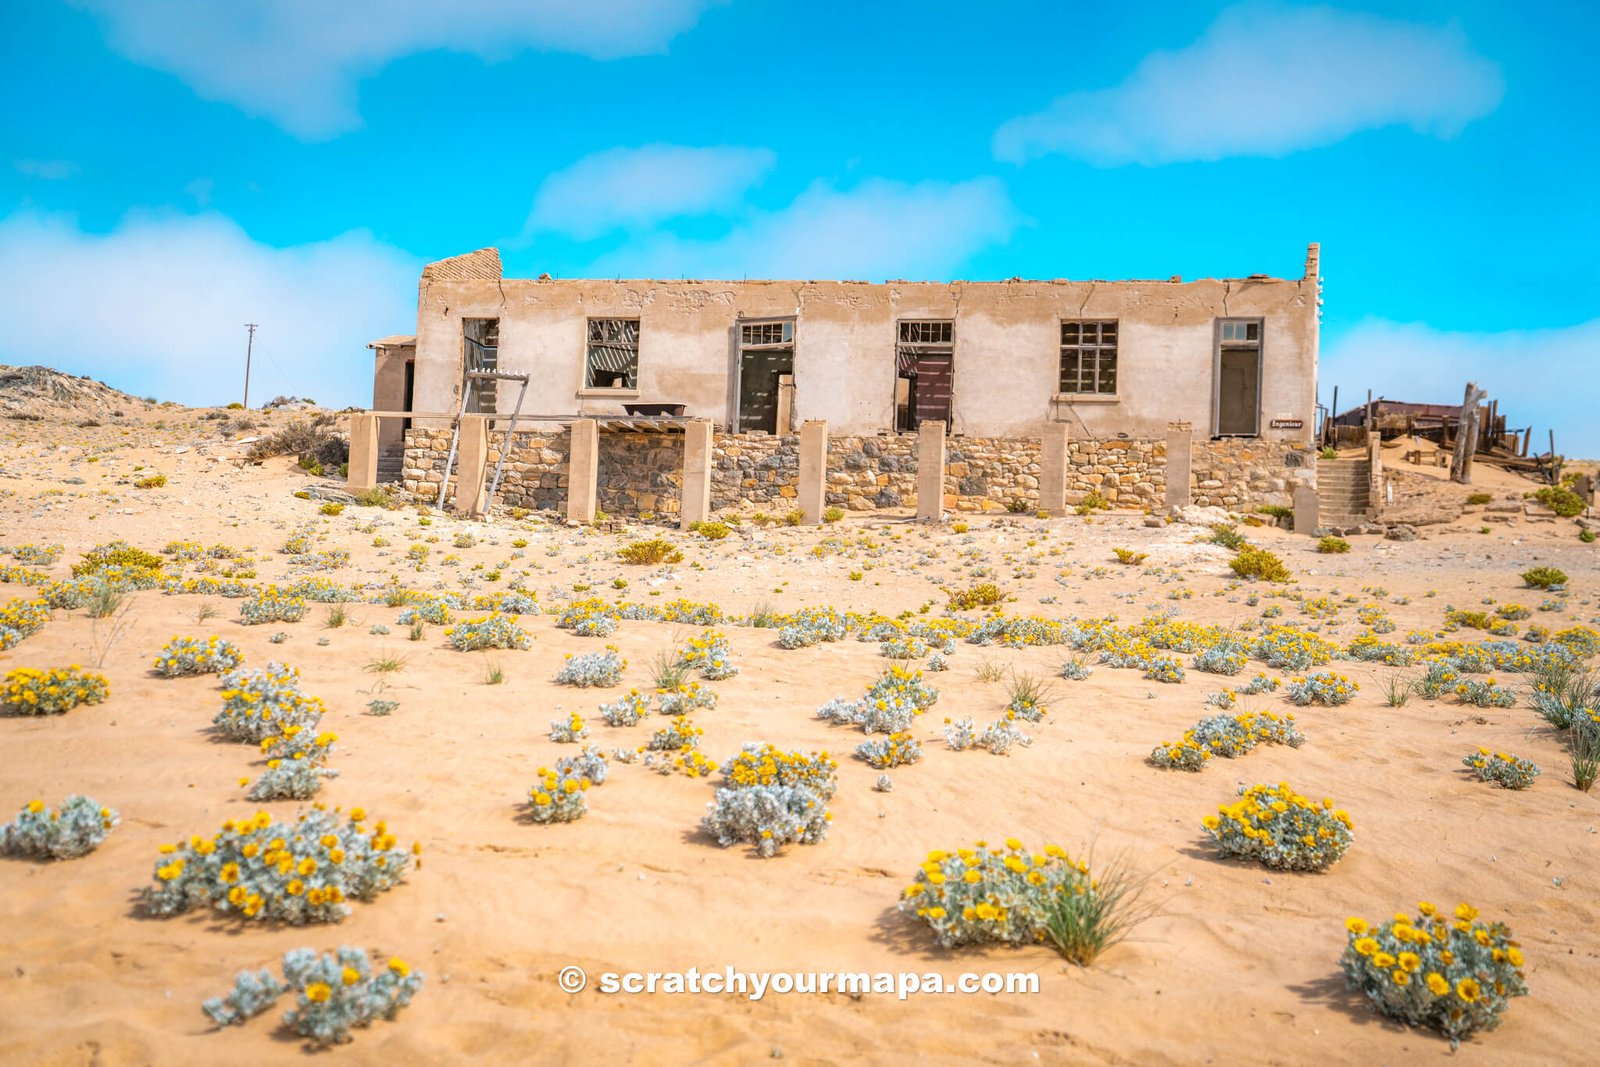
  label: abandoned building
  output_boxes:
[362,245,1323,520]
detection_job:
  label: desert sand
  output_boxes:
[1,380,1597,1066]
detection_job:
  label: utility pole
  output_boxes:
[242,323,258,409]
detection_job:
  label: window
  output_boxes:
[585,318,639,389]
[740,321,793,348]
[1059,320,1117,395]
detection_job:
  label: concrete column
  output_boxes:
[347,413,379,492]
[797,420,828,524]
[679,419,714,530]
[1367,432,1383,519]
[453,414,489,517]
[567,418,599,524]
[1038,422,1070,517]
[1293,483,1319,536]
[1164,422,1193,510]
[916,420,947,522]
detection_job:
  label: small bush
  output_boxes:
[1521,566,1568,590]
[618,539,683,565]
[1318,536,1351,554]
[1463,748,1539,789]
[446,614,531,651]
[1203,783,1353,870]
[1340,904,1528,1047]
[2,666,109,715]
[2,796,119,859]
[1230,545,1292,582]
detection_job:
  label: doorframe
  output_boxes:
[733,316,796,433]
[1211,317,1264,438]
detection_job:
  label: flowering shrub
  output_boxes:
[216,664,326,743]
[1340,903,1528,1047]
[154,636,244,677]
[1194,642,1248,675]
[446,614,531,651]
[1454,679,1518,708]
[142,806,413,923]
[1203,783,1353,871]
[1144,654,1186,684]
[681,630,739,679]
[702,784,831,857]
[599,689,652,726]
[817,666,939,734]
[1463,748,1539,789]
[280,947,423,1046]
[648,715,702,751]
[657,682,718,714]
[2,796,119,859]
[899,839,1091,948]
[856,731,923,769]
[555,646,625,687]
[549,711,589,743]
[1286,671,1360,706]
[2,666,109,715]
[526,759,599,823]
[240,586,309,625]
[0,598,50,651]
[1149,711,1306,771]
[722,743,838,797]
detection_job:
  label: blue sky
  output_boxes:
[2,1,1595,452]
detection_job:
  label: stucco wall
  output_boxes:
[407,250,1320,444]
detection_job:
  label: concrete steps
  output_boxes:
[1317,459,1371,526]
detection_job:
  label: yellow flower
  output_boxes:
[305,982,332,1003]
[1425,973,1450,996]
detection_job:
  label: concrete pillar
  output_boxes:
[1164,422,1192,510]
[1367,432,1383,519]
[1293,483,1319,536]
[567,418,599,524]
[797,420,828,524]
[1038,422,1070,517]
[347,413,379,492]
[679,419,714,530]
[916,420,946,522]
[453,414,489,517]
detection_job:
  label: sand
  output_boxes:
[0,397,1597,1066]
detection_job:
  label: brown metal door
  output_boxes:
[913,354,952,426]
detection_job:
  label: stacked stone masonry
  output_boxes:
[402,428,1312,516]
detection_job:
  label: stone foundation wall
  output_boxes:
[1191,439,1313,509]
[403,425,1312,517]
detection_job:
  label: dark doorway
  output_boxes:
[737,320,794,433]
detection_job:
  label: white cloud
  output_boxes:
[14,159,80,180]
[994,3,1503,165]
[1322,317,1600,458]
[588,177,1020,281]
[72,0,723,139]
[527,144,775,240]
[0,210,418,407]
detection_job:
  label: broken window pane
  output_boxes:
[585,318,639,389]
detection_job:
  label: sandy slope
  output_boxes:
[0,402,1597,1066]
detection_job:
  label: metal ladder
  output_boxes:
[436,368,531,513]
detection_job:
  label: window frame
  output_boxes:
[1056,318,1120,401]
[580,316,641,395]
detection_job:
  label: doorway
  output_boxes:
[1213,319,1261,437]
[736,320,794,433]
